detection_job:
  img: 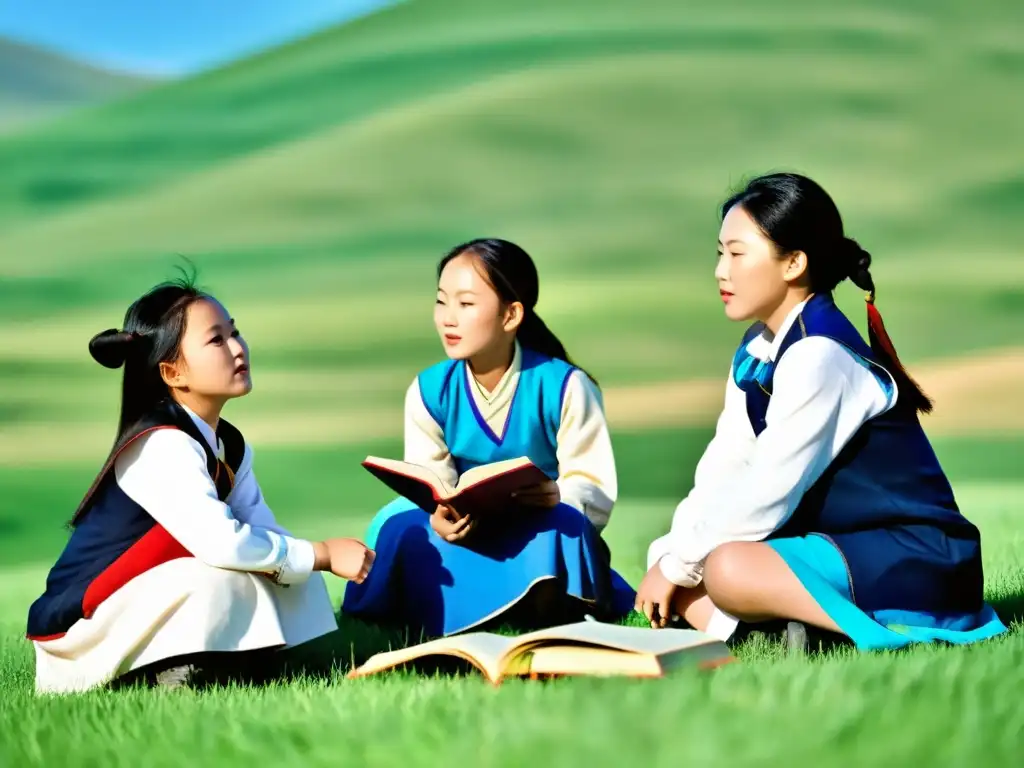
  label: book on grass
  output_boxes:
[361,455,550,516]
[347,620,736,684]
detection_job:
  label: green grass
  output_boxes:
[1,440,1023,766]
[1,0,1023,763]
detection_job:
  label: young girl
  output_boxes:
[636,172,1007,652]
[26,275,375,693]
[343,238,635,637]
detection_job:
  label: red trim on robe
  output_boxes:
[28,426,240,641]
[81,525,193,619]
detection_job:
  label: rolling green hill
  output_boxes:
[0,0,1020,228]
[0,37,153,132]
[0,0,1020,481]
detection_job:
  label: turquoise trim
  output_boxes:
[768,535,1008,651]
[363,496,418,550]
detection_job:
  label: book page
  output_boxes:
[523,646,664,678]
[362,457,453,507]
[508,621,726,657]
[454,456,535,491]
[350,632,524,683]
[451,460,550,516]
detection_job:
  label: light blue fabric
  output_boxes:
[346,500,634,637]
[344,349,635,637]
[768,534,1008,650]
[416,348,571,478]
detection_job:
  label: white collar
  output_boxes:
[746,298,810,362]
[177,401,219,455]
[470,339,521,403]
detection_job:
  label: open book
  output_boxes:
[348,621,735,684]
[362,455,550,516]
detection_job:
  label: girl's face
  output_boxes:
[435,252,519,360]
[163,297,252,400]
[715,205,805,328]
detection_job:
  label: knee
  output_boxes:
[702,542,758,611]
[179,559,259,605]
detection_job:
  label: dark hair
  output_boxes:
[722,172,932,414]
[89,269,208,455]
[438,238,595,383]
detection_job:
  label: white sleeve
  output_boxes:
[655,337,894,586]
[115,430,316,585]
[554,371,618,531]
[645,364,756,580]
[403,378,459,490]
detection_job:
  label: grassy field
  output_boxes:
[1,0,1023,764]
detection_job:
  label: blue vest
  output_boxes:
[26,401,244,640]
[732,295,983,616]
[417,347,577,479]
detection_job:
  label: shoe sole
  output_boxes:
[786,621,809,654]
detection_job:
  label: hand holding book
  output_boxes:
[430,503,477,543]
[361,455,553,519]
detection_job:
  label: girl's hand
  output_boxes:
[314,538,375,583]
[430,503,476,543]
[635,562,679,628]
[511,480,560,508]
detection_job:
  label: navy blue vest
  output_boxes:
[26,401,244,640]
[733,295,984,616]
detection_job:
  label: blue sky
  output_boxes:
[0,0,391,76]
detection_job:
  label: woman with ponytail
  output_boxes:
[636,172,1006,652]
[344,238,635,636]
[27,274,374,693]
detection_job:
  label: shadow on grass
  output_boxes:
[989,594,1024,630]
[125,596,1024,692]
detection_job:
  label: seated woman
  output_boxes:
[636,172,1007,652]
[27,275,374,693]
[343,238,635,637]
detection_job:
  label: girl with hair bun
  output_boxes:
[27,274,374,693]
[343,238,635,637]
[636,172,1006,652]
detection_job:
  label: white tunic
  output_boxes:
[32,404,338,694]
[403,340,618,531]
[647,299,897,589]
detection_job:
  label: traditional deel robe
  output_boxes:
[344,341,635,637]
[647,295,1006,650]
[27,400,337,694]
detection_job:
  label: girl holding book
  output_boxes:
[636,172,1007,651]
[343,238,635,637]
[27,274,375,693]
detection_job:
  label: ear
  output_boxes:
[782,250,809,284]
[159,359,187,389]
[501,301,525,333]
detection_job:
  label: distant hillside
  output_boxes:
[0,0,1020,458]
[0,36,154,132]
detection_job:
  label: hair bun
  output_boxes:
[89,329,137,369]
[841,237,874,291]
[841,237,869,269]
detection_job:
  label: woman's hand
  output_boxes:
[430,503,476,543]
[511,480,560,509]
[314,538,375,583]
[635,562,679,628]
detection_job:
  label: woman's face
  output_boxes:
[166,297,252,399]
[715,205,798,327]
[434,252,510,360]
